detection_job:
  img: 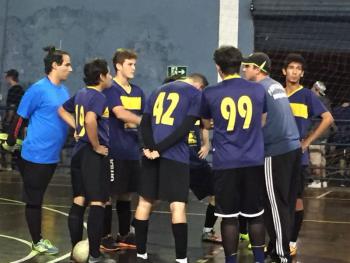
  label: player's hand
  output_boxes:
[301,140,310,153]
[150,150,160,160]
[73,131,80,142]
[94,145,108,156]
[198,145,209,159]
[143,148,152,159]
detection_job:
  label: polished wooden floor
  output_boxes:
[0,169,349,263]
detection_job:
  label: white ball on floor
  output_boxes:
[72,239,89,263]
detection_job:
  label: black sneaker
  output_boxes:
[116,232,136,249]
[100,235,119,252]
[88,253,116,263]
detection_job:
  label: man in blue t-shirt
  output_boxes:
[5,46,72,255]
[134,75,202,263]
[283,53,333,257]
[243,52,301,263]
[201,46,267,263]
[59,58,115,263]
[100,49,145,250]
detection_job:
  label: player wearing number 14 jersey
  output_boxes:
[201,46,267,263]
[134,76,201,263]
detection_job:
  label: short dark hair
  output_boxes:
[189,73,209,88]
[5,69,19,82]
[43,46,70,74]
[112,48,137,72]
[83,58,109,86]
[213,46,242,75]
[283,53,306,70]
[162,74,184,84]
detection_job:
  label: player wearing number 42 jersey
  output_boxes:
[201,46,267,263]
[134,76,202,263]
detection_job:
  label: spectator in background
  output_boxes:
[2,69,24,170]
[330,99,350,181]
[309,81,332,188]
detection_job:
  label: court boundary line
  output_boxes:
[0,197,87,263]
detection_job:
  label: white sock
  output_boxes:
[289,241,297,246]
[137,253,148,259]
[203,227,213,233]
[176,258,188,263]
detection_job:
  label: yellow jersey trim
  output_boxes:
[86,86,101,92]
[224,74,241,80]
[287,85,303,97]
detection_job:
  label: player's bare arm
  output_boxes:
[301,111,334,151]
[85,111,108,156]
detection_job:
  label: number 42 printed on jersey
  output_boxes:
[153,92,179,126]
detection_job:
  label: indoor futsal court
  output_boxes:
[1,0,350,263]
[0,168,349,263]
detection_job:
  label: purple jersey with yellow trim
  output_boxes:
[201,76,266,170]
[145,81,202,164]
[63,87,109,154]
[287,86,327,164]
[103,80,145,160]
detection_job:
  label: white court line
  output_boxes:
[304,219,350,224]
[0,197,87,263]
[0,234,38,263]
[316,190,332,199]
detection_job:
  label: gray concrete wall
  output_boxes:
[0,0,219,96]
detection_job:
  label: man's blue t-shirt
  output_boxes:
[17,77,69,164]
[259,77,300,157]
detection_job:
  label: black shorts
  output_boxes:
[71,145,110,202]
[110,159,141,195]
[297,165,309,198]
[18,158,57,206]
[190,164,214,200]
[213,166,264,218]
[138,157,190,203]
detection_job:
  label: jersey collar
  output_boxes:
[287,85,303,97]
[87,86,101,92]
[223,74,241,80]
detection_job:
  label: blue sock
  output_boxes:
[252,247,265,263]
[225,255,237,263]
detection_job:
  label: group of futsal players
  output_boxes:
[4,44,333,263]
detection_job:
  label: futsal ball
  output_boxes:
[72,239,89,263]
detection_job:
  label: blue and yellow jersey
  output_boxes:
[188,120,209,169]
[145,80,202,164]
[63,86,109,153]
[201,75,267,170]
[287,86,327,164]
[103,80,145,160]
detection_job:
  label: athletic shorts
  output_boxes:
[138,157,190,203]
[71,145,110,202]
[110,159,141,195]
[190,164,214,200]
[18,157,57,206]
[213,166,264,218]
[297,165,309,198]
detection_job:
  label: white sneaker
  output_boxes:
[322,181,328,188]
[308,181,322,188]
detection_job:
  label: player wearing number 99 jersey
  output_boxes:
[201,46,267,263]
[134,77,201,263]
